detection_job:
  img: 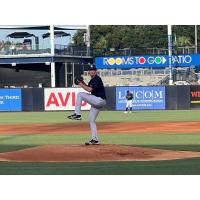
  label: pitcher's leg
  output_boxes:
[75,92,105,115]
[89,106,100,141]
[74,92,84,115]
[75,92,92,115]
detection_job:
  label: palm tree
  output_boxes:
[173,36,192,47]
[173,36,192,54]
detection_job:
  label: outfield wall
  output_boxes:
[0,86,199,111]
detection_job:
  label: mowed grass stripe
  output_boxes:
[1,110,200,124]
[1,158,200,175]
[0,145,35,153]
[0,133,200,146]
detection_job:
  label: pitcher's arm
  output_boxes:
[79,82,93,93]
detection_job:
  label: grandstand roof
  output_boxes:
[0,25,87,30]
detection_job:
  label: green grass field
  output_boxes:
[0,110,200,175]
[1,110,200,124]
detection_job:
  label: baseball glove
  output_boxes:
[74,76,84,85]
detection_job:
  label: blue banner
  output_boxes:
[116,86,165,110]
[95,54,200,69]
[0,89,22,111]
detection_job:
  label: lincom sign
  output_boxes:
[116,86,165,110]
[44,88,91,111]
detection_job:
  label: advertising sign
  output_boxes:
[116,86,165,110]
[0,89,22,111]
[95,54,200,69]
[44,88,91,111]
[190,85,200,108]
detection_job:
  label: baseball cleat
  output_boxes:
[124,111,127,114]
[67,114,76,119]
[85,139,99,145]
[67,114,82,120]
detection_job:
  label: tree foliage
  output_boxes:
[73,25,198,50]
[173,36,192,47]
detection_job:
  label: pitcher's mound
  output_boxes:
[0,144,200,162]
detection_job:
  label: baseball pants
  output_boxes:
[75,92,106,140]
[126,100,133,108]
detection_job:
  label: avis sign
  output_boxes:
[44,88,91,111]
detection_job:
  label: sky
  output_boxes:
[0,26,79,48]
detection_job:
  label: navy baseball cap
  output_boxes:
[88,64,97,71]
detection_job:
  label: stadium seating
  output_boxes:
[83,68,169,86]
[83,67,200,86]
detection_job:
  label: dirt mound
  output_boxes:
[0,145,200,162]
[1,121,200,135]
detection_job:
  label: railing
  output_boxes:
[0,43,89,57]
[159,67,199,85]
[1,43,200,57]
[0,44,51,56]
[91,46,200,57]
[54,45,88,57]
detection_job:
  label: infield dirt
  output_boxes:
[0,121,200,134]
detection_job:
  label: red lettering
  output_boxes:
[46,91,88,108]
[82,101,87,106]
[191,91,200,97]
[46,93,59,106]
[74,92,87,106]
[72,92,76,106]
[58,92,70,106]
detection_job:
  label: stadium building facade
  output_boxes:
[0,25,92,88]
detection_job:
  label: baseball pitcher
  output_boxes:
[67,64,106,145]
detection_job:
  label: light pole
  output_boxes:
[86,25,90,56]
[168,25,173,85]
[195,25,198,53]
[50,25,55,87]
